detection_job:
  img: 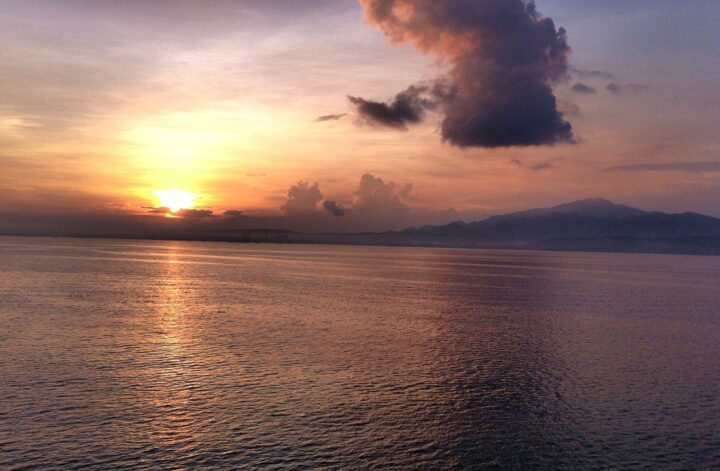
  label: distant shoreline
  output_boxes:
[2,232,719,258]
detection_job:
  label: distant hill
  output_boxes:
[398,199,720,255]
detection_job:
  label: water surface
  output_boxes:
[1,237,719,469]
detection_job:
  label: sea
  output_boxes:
[1,236,719,470]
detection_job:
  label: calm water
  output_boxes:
[1,237,719,470]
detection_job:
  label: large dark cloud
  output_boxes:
[352,0,574,148]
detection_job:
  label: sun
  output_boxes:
[154,189,199,213]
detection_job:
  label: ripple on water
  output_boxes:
[1,237,719,469]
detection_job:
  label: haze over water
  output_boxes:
[1,237,719,469]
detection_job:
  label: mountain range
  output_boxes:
[393,198,720,255]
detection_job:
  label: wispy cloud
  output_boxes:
[605,161,720,172]
[223,209,245,217]
[315,113,347,122]
[531,163,553,171]
[571,82,596,95]
[606,82,649,94]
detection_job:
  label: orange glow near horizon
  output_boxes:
[155,190,199,213]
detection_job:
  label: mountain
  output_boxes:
[483,198,646,220]
[400,199,720,255]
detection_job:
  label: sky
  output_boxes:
[1,0,719,235]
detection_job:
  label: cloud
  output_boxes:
[530,162,553,171]
[315,113,347,122]
[323,200,346,217]
[605,161,720,172]
[223,209,245,217]
[606,83,622,94]
[352,173,413,221]
[144,206,171,214]
[273,173,460,231]
[509,159,552,170]
[607,82,648,94]
[352,0,574,148]
[349,81,453,129]
[271,174,416,230]
[570,67,616,81]
[176,208,214,218]
[348,95,420,129]
[571,82,596,95]
[345,173,459,230]
[355,173,404,205]
[557,99,580,116]
[143,206,214,218]
[570,68,647,96]
[282,180,323,216]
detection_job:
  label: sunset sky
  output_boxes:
[1,0,719,234]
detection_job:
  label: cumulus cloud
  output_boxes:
[352,173,414,223]
[571,82,596,95]
[355,173,406,207]
[282,180,323,216]
[352,0,574,148]
[274,173,464,231]
[323,200,346,217]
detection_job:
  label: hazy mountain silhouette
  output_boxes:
[398,198,720,254]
